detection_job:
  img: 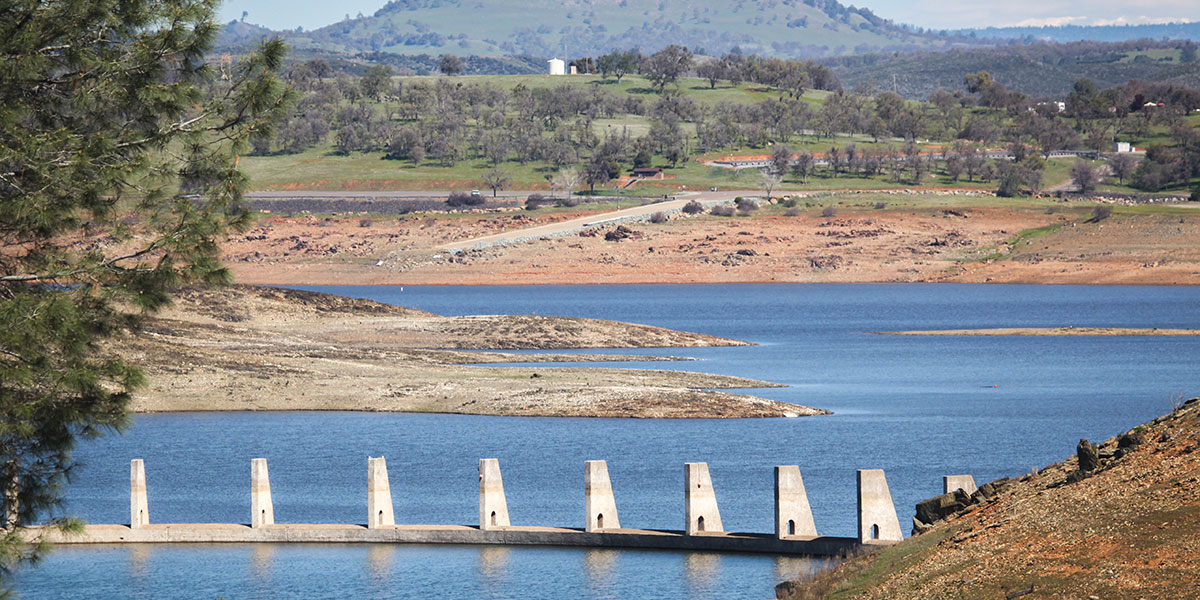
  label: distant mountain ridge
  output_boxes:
[959,21,1200,44]
[824,39,1200,99]
[218,0,979,59]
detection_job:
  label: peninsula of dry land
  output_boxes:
[120,285,822,418]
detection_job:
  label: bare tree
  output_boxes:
[552,167,582,200]
[481,167,511,198]
[759,169,783,202]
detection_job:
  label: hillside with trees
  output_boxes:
[219,0,981,59]
[823,39,1200,99]
[244,45,1200,200]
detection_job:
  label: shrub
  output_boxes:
[649,211,667,223]
[447,191,485,207]
[735,198,758,213]
[821,206,838,217]
[710,205,735,216]
[681,200,704,214]
[1191,187,1200,202]
[558,196,581,207]
[784,208,802,217]
[874,201,887,209]
[358,218,372,227]
[781,196,799,208]
[525,193,546,210]
[1087,205,1112,222]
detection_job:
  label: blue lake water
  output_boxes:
[15,284,1200,599]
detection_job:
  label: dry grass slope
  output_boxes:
[778,398,1200,599]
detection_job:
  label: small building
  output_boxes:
[1114,141,1132,153]
[631,167,664,180]
[548,58,565,76]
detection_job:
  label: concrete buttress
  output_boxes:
[684,462,723,535]
[944,474,978,495]
[774,466,817,538]
[130,459,148,529]
[857,469,902,542]
[251,458,274,528]
[584,460,620,532]
[367,457,395,528]
[479,458,510,530]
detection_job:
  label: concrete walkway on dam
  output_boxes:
[30,458,930,558]
[33,523,869,557]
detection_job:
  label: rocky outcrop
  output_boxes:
[912,479,1011,535]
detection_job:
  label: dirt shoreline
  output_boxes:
[123,286,824,419]
[220,203,1200,287]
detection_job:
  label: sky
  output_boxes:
[216,0,1195,32]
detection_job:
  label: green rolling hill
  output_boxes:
[221,0,976,59]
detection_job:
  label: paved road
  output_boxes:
[436,191,754,252]
[247,190,532,200]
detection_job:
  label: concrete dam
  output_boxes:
[33,458,974,557]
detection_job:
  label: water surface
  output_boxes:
[16,284,1200,599]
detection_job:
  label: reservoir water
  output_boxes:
[16,284,1200,599]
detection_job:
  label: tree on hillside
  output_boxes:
[790,150,814,184]
[1108,153,1138,184]
[552,167,582,200]
[643,45,693,93]
[597,50,639,83]
[481,167,511,198]
[769,144,793,177]
[1070,160,1102,194]
[760,169,783,202]
[360,65,394,100]
[584,155,620,192]
[696,60,726,89]
[0,0,290,582]
[438,54,464,76]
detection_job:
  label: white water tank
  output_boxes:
[548,58,565,75]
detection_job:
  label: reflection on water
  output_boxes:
[250,543,275,582]
[774,554,832,582]
[583,548,619,595]
[685,551,721,594]
[129,544,150,581]
[367,543,395,579]
[477,545,511,587]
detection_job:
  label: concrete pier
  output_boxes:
[856,469,902,543]
[251,458,274,528]
[38,457,902,558]
[130,459,148,529]
[33,523,866,556]
[584,460,620,532]
[684,462,723,535]
[367,457,395,529]
[775,466,817,539]
[479,458,510,530]
[944,475,977,495]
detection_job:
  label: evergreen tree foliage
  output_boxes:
[0,0,290,581]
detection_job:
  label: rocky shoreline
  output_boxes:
[121,285,824,419]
